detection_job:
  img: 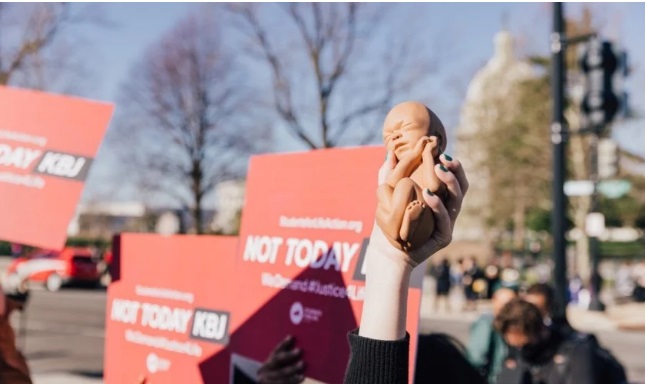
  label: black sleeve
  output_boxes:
[232,367,258,384]
[344,329,409,384]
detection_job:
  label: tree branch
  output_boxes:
[0,4,69,85]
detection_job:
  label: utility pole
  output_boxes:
[551,2,569,316]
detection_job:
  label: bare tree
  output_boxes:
[227,3,435,149]
[0,3,104,91]
[113,11,260,234]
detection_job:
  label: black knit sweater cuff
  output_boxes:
[344,328,410,384]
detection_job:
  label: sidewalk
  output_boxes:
[32,373,102,384]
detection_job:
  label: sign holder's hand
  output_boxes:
[257,335,305,384]
[375,151,469,267]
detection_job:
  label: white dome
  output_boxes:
[453,30,537,242]
[460,30,535,134]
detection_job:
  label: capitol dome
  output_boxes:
[454,30,536,242]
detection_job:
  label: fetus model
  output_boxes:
[377,101,448,252]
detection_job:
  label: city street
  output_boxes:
[11,287,646,383]
[13,288,105,382]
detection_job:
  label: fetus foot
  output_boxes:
[399,200,434,251]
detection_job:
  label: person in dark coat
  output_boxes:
[494,298,597,384]
[432,258,452,312]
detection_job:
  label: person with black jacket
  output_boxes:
[494,298,597,384]
[523,283,628,384]
[431,258,452,312]
[344,150,468,384]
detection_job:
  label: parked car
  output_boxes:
[5,247,100,291]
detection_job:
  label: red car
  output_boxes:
[5,247,100,291]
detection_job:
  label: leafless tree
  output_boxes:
[0,3,105,92]
[113,11,261,234]
[227,3,437,149]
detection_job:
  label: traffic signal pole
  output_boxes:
[551,3,624,314]
[579,36,621,312]
[551,2,569,317]
[588,133,606,311]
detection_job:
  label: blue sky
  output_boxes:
[80,3,643,145]
[64,2,644,202]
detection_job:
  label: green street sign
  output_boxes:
[598,180,631,199]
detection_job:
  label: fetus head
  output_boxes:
[382,101,447,160]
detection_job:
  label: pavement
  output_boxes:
[32,374,102,384]
[18,288,105,384]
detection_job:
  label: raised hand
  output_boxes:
[375,152,468,267]
[257,335,305,384]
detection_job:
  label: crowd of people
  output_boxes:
[431,251,645,315]
[430,251,524,313]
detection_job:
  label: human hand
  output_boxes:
[257,335,305,384]
[375,151,468,268]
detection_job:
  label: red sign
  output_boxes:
[104,234,238,384]
[0,86,113,249]
[230,147,424,383]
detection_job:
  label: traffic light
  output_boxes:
[580,39,620,129]
[597,138,619,179]
[618,51,631,118]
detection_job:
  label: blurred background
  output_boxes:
[0,2,643,383]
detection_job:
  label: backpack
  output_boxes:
[557,332,627,384]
